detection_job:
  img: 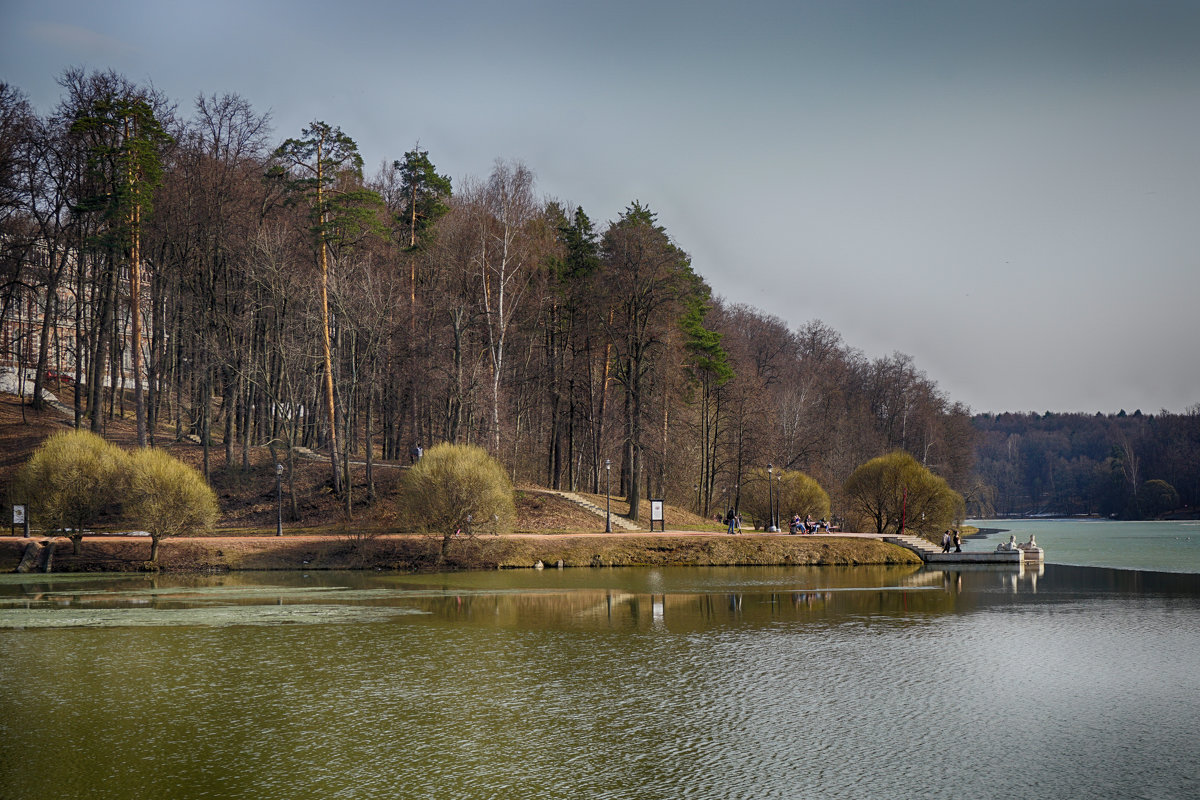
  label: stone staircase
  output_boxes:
[553,491,643,532]
[884,533,944,560]
[885,533,1027,564]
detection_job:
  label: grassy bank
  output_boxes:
[1,533,920,574]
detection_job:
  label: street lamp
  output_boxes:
[275,462,284,536]
[767,464,775,531]
[777,475,782,532]
[604,459,612,532]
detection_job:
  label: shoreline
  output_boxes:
[1,532,921,574]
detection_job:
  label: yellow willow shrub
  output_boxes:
[126,447,218,562]
[397,442,516,558]
[740,468,830,529]
[843,451,964,539]
[13,430,127,554]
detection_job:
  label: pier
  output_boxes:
[884,534,1043,565]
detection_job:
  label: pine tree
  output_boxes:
[272,121,383,498]
[70,92,171,447]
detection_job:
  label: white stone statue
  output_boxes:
[997,534,1019,552]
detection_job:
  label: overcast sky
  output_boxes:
[3,0,1198,415]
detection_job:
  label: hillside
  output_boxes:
[0,391,720,535]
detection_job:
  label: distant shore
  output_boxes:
[2,532,921,574]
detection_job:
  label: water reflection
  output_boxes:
[2,564,1199,800]
[3,563,1198,629]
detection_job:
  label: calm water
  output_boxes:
[2,542,1199,799]
[966,518,1200,572]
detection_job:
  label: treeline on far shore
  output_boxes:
[971,409,1200,519]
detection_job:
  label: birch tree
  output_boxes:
[466,160,541,454]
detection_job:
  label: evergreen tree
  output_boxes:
[600,202,704,519]
[272,121,383,499]
[395,145,451,249]
[70,91,171,446]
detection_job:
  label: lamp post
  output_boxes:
[275,462,284,536]
[776,474,782,532]
[604,459,612,532]
[767,464,775,531]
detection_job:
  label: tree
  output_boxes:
[680,295,733,516]
[70,86,172,446]
[740,467,829,530]
[125,447,218,563]
[0,82,32,228]
[272,121,383,497]
[843,450,963,539]
[395,145,451,250]
[778,470,831,524]
[541,203,603,490]
[1137,479,1179,519]
[13,430,127,554]
[0,83,39,412]
[599,202,703,519]
[468,160,542,454]
[396,442,516,560]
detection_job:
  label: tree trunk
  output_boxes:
[89,253,117,434]
[365,384,375,502]
[32,276,56,412]
[316,145,342,495]
[626,356,642,521]
[128,134,147,448]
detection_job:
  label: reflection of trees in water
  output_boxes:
[414,581,959,631]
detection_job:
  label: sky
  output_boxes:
[3,0,1199,415]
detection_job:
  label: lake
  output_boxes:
[2,523,1198,799]
[966,517,1200,573]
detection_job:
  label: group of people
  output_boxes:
[719,509,835,535]
[941,529,962,553]
[790,515,831,534]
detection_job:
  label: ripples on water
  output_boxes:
[1,565,1198,800]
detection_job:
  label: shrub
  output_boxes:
[126,447,219,562]
[779,471,831,525]
[13,430,127,554]
[843,451,964,540]
[397,443,515,559]
[741,468,830,529]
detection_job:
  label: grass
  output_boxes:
[1,531,921,573]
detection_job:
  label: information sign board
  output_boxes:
[650,500,664,531]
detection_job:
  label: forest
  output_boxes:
[972,409,1200,519]
[4,68,1188,528]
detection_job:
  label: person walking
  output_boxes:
[942,530,952,553]
[953,530,962,553]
